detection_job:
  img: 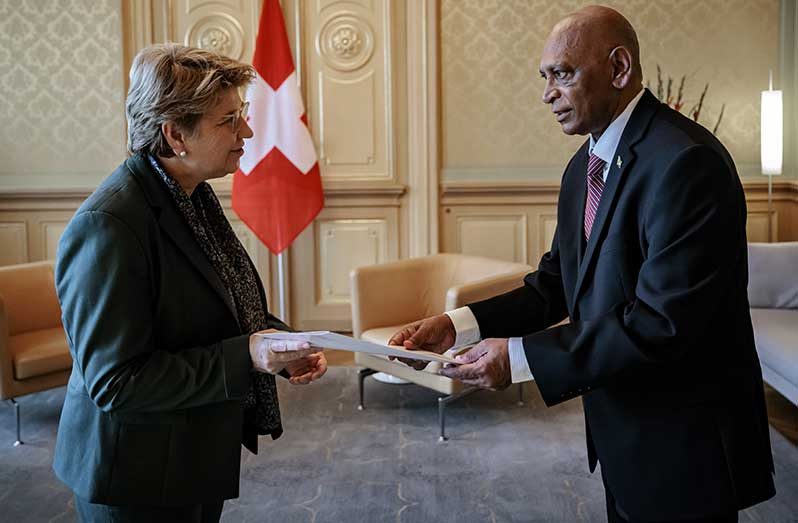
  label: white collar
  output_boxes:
[589,88,645,165]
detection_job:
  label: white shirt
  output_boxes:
[445,88,646,383]
[589,88,645,182]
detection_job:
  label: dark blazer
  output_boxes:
[53,154,288,506]
[469,90,775,521]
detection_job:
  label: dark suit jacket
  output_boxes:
[469,90,775,520]
[53,154,288,506]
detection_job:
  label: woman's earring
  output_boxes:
[179,151,187,158]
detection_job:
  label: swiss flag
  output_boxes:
[233,0,323,254]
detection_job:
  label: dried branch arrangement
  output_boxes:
[648,65,725,134]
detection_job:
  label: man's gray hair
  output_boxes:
[126,44,255,157]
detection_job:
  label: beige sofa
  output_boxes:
[350,253,532,440]
[0,261,72,446]
[748,242,798,406]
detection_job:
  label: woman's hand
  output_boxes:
[284,352,328,385]
[249,329,315,374]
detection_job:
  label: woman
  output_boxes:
[53,44,326,522]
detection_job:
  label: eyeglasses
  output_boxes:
[222,101,249,132]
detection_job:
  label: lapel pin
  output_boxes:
[616,155,623,169]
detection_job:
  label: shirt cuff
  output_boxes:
[444,307,482,348]
[508,337,534,383]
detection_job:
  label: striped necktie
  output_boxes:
[584,153,606,241]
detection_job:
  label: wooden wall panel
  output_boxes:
[41,222,68,261]
[0,223,28,266]
[538,213,558,256]
[0,179,795,333]
[309,0,393,181]
[317,219,387,304]
[290,202,400,331]
[319,72,376,166]
[747,211,776,242]
[441,180,798,267]
[452,213,527,264]
[171,0,258,62]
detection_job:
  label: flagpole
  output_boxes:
[277,250,289,324]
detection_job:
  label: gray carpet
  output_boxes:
[1,367,798,522]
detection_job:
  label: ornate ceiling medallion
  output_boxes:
[317,14,374,72]
[200,27,232,56]
[186,13,244,60]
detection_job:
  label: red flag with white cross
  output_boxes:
[233,0,323,254]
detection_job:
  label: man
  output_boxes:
[390,6,775,522]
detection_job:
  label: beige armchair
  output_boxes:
[350,253,532,440]
[0,261,72,446]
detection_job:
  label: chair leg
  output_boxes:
[517,382,525,406]
[9,399,22,446]
[357,369,377,411]
[437,387,478,442]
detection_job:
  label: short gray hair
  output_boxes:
[126,43,255,157]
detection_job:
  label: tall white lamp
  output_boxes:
[761,70,783,242]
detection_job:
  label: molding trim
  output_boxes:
[443,163,774,183]
[122,0,155,92]
[441,180,561,207]
[406,0,440,256]
[741,178,798,202]
[208,176,406,197]
[0,179,407,211]
[441,178,798,205]
[0,173,107,195]
[443,166,562,183]
[441,180,562,196]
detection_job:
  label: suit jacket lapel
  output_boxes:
[573,145,635,303]
[125,155,240,324]
[572,89,660,305]
[555,144,589,319]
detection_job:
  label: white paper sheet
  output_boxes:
[257,331,461,365]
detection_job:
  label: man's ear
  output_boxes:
[161,121,187,156]
[609,46,633,89]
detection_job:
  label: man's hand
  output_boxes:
[249,329,315,374]
[284,352,328,385]
[439,338,512,390]
[387,314,457,370]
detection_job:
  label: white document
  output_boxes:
[257,331,462,365]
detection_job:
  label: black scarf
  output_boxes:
[149,155,282,443]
